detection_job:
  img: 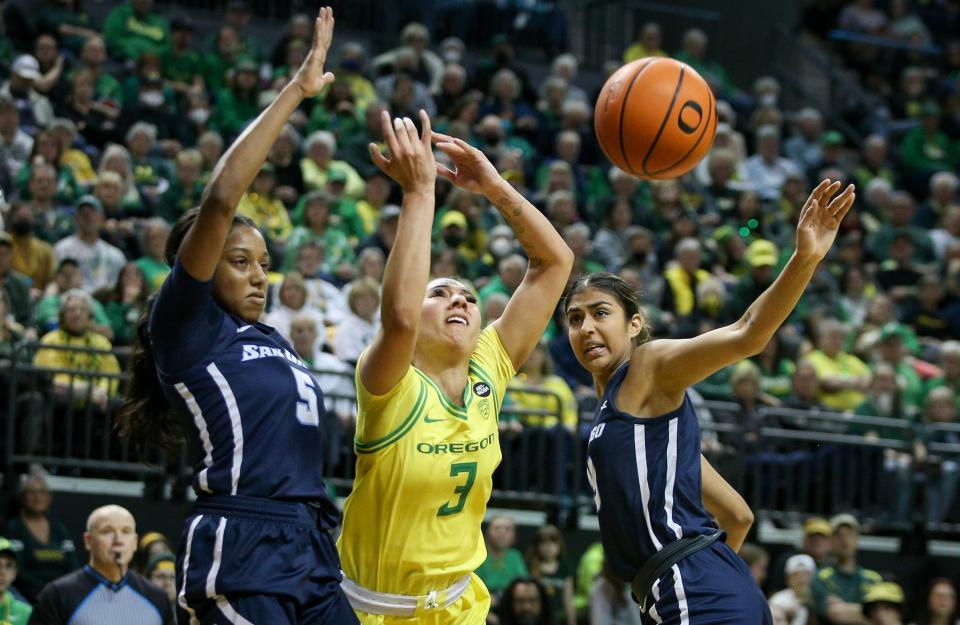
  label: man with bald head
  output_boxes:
[28,505,172,625]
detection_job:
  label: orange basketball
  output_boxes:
[594,57,717,180]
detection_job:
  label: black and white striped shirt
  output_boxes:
[28,565,172,625]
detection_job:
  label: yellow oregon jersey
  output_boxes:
[338,326,515,598]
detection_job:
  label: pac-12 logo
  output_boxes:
[473,382,491,397]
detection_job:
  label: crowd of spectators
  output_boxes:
[0,0,960,623]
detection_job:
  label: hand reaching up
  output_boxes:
[368,109,436,195]
[796,179,855,262]
[432,132,504,197]
[291,7,335,98]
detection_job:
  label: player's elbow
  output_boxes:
[200,189,235,216]
[732,506,755,532]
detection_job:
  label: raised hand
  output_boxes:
[432,132,504,196]
[368,109,436,194]
[291,7,335,98]
[796,179,855,262]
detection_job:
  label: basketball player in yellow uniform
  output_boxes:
[337,110,574,624]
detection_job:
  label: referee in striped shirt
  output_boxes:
[28,505,172,625]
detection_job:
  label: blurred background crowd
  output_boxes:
[0,0,959,623]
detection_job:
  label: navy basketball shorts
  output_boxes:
[645,541,773,625]
[175,495,358,625]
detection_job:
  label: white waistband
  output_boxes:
[339,573,472,616]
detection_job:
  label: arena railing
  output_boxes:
[3,341,165,479]
[751,408,915,528]
[7,343,960,531]
[497,385,583,515]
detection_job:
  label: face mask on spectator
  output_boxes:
[341,58,360,72]
[483,132,501,145]
[443,231,465,248]
[10,218,33,236]
[140,91,165,108]
[189,108,211,125]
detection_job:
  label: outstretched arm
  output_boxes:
[177,8,335,282]
[434,135,573,370]
[358,110,437,395]
[638,180,855,399]
[701,454,753,552]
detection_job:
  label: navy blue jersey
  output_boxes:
[586,362,720,584]
[150,261,336,521]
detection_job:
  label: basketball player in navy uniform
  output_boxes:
[117,9,358,625]
[564,179,855,625]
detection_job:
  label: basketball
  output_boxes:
[594,57,717,180]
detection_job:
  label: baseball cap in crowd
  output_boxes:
[439,211,468,230]
[380,205,401,222]
[76,195,103,213]
[12,55,41,81]
[235,56,258,73]
[784,554,816,576]
[863,582,905,608]
[0,537,18,564]
[829,513,860,533]
[802,516,832,537]
[327,170,348,185]
[878,321,910,344]
[139,532,168,552]
[821,130,844,147]
[146,551,176,576]
[746,239,778,268]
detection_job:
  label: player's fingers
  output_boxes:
[435,141,467,161]
[402,116,419,148]
[368,143,390,171]
[808,179,830,207]
[431,130,456,144]
[392,117,412,154]
[819,180,842,205]
[828,184,855,212]
[419,110,432,148]
[436,162,456,182]
[380,110,400,157]
[833,189,856,221]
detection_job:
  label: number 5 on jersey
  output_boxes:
[292,368,320,426]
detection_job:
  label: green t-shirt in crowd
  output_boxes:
[1,590,32,625]
[475,548,529,594]
[811,564,882,621]
[135,257,170,293]
[3,517,80,601]
[161,47,204,86]
[103,2,170,62]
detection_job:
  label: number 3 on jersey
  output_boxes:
[292,368,320,426]
[438,462,477,516]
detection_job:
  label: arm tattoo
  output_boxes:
[493,191,543,268]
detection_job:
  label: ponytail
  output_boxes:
[116,300,184,454]
[116,208,259,456]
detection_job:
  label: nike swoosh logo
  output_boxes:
[236,325,252,333]
[423,415,446,423]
